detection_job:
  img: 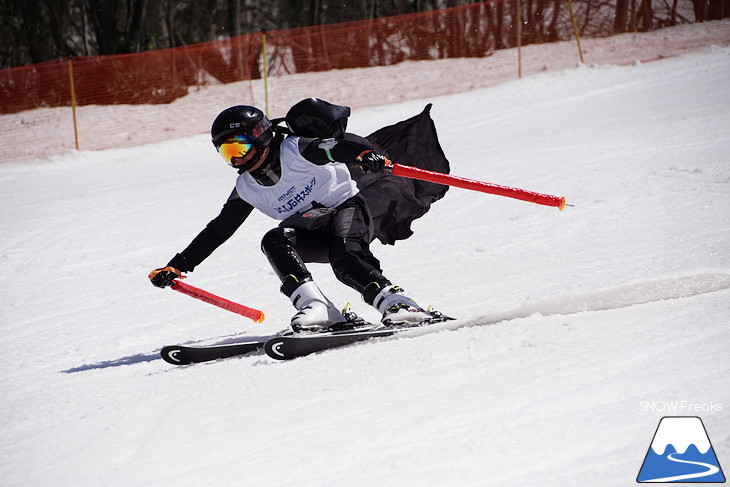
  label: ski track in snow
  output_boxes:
[471,272,730,326]
[370,272,730,339]
[61,272,730,372]
[1,36,730,487]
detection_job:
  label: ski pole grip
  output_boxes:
[170,280,265,323]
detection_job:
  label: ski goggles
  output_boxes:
[216,132,254,166]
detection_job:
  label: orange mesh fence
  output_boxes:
[1,34,263,110]
[1,0,728,162]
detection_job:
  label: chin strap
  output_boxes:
[237,134,282,174]
[235,150,263,173]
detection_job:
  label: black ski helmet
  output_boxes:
[211,105,273,150]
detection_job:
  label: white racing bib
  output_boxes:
[235,136,358,220]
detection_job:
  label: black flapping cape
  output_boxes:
[347,104,450,245]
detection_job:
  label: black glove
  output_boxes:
[148,266,184,288]
[356,150,389,173]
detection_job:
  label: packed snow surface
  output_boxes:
[1,45,729,486]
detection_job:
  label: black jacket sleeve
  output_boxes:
[167,189,254,272]
[298,134,375,165]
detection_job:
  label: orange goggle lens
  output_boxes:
[217,133,253,165]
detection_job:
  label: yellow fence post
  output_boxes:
[261,29,270,117]
[67,60,80,150]
[516,0,522,78]
[567,0,585,64]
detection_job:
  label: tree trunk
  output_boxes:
[670,0,679,24]
[636,0,653,30]
[692,0,707,21]
[614,0,630,32]
[495,1,506,49]
[708,0,726,18]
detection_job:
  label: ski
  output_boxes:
[264,312,453,360]
[161,339,268,365]
[161,312,453,364]
[264,327,397,360]
[158,315,374,365]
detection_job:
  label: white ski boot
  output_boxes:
[373,285,431,324]
[289,280,345,333]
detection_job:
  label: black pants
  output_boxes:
[260,195,390,301]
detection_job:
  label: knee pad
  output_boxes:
[261,227,309,282]
[261,227,296,255]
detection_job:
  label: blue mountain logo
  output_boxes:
[637,416,725,483]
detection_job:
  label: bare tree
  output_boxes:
[614,0,631,32]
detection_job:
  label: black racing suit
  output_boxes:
[167,134,391,304]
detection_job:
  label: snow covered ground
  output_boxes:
[1,44,729,486]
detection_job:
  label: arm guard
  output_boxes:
[298,135,376,166]
[168,190,254,272]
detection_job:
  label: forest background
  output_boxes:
[2,0,729,70]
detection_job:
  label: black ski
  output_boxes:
[264,313,453,360]
[264,328,398,360]
[161,339,267,365]
[161,312,453,364]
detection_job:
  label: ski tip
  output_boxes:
[160,346,191,365]
[254,311,265,323]
[264,338,293,361]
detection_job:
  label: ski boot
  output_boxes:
[372,285,432,325]
[288,280,345,333]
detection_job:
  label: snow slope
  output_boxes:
[1,45,729,486]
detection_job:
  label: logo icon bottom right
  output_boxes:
[637,416,726,483]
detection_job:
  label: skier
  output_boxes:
[149,101,432,332]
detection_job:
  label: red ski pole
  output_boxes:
[387,162,567,210]
[170,280,265,323]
